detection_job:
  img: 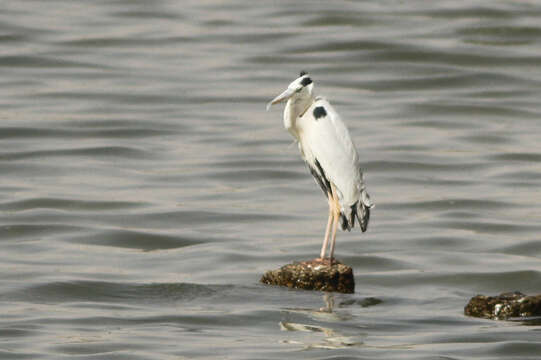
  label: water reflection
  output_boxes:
[279,293,372,349]
[320,292,334,313]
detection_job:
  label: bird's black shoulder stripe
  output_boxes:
[314,159,331,194]
[300,77,312,86]
[309,165,328,198]
[307,158,332,198]
[313,106,327,120]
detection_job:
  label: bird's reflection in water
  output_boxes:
[280,293,365,350]
[319,292,334,313]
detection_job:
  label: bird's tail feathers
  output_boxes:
[340,189,374,232]
[357,189,373,232]
[339,170,374,232]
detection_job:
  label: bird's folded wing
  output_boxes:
[300,99,361,206]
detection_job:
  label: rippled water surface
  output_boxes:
[1,1,541,359]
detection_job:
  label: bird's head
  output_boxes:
[266,71,314,110]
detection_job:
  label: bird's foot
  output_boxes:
[313,257,336,266]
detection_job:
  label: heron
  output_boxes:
[266,71,373,264]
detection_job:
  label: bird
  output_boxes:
[266,71,373,264]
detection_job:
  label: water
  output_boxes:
[1,0,541,358]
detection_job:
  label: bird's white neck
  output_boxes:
[283,96,313,139]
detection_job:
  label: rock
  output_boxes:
[465,292,541,320]
[260,259,355,293]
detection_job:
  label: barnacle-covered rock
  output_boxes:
[465,292,541,320]
[260,259,354,293]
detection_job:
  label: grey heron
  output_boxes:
[267,71,373,263]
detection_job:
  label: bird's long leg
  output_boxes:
[328,185,341,263]
[319,193,334,260]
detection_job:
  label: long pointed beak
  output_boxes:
[266,87,296,111]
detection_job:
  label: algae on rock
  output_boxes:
[260,259,355,294]
[465,292,541,320]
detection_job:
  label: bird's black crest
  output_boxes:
[300,77,312,86]
[313,106,327,120]
[299,70,308,77]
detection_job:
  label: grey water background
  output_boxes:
[1,0,541,358]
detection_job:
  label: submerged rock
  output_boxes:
[465,292,541,320]
[260,259,354,293]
